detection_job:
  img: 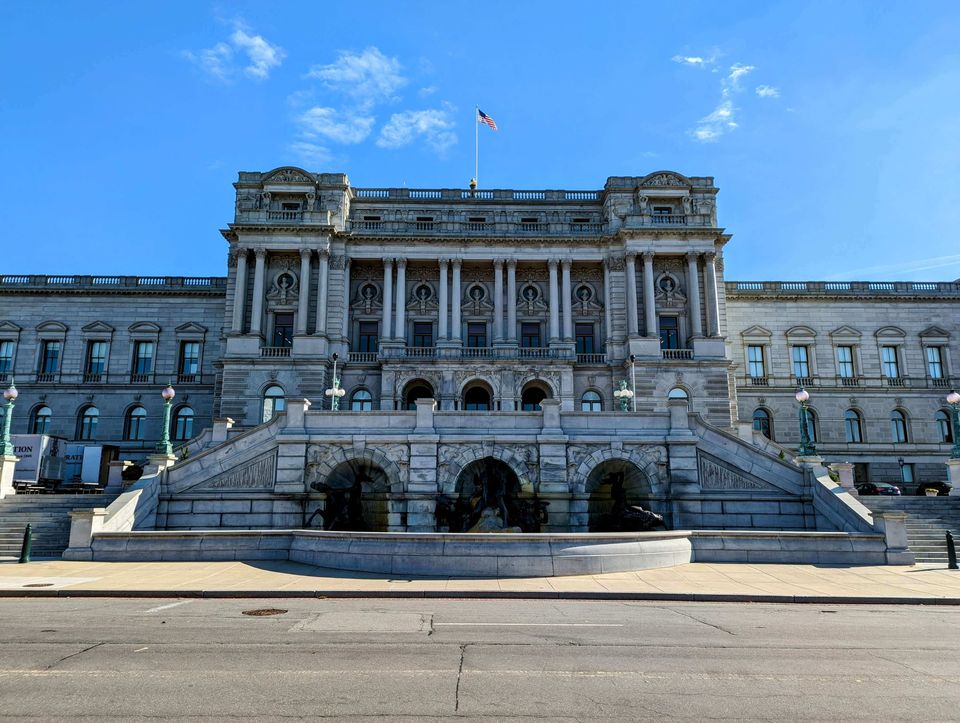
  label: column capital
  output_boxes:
[561,257,572,269]
[317,247,330,259]
[493,257,505,269]
[506,258,517,269]
[686,251,701,263]
[548,257,560,268]
[451,257,463,269]
[383,257,394,268]
[704,251,717,262]
[625,252,637,264]
[642,250,655,263]
[254,247,268,259]
[299,248,312,260]
[438,257,449,268]
[395,257,407,269]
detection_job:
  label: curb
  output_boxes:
[1,589,959,605]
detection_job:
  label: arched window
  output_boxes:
[936,410,953,444]
[77,406,99,441]
[172,406,194,441]
[520,385,548,411]
[668,387,689,399]
[403,382,434,411]
[350,389,373,411]
[890,410,908,443]
[464,386,491,411]
[31,406,52,435]
[844,409,863,443]
[752,408,772,439]
[124,406,147,441]
[261,385,286,423]
[581,390,602,412]
[804,408,818,443]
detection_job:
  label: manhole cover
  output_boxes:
[242,608,288,617]
[23,583,54,588]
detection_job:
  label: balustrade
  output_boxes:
[260,347,291,358]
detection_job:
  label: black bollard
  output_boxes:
[947,531,958,570]
[18,523,32,564]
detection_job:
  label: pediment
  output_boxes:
[920,325,950,339]
[175,322,208,335]
[875,326,906,338]
[263,166,315,185]
[81,321,115,334]
[784,325,817,339]
[129,321,162,334]
[36,320,68,333]
[829,325,862,338]
[0,320,22,333]
[638,170,692,188]
[740,325,772,339]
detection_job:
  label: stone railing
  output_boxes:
[727,280,960,296]
[662,349,694,360]
[234,210,332,225]
[736,375,952,391]
[27,372,213,386]
[0,275,226,293]
[348,219,608,236]
[353,188,603,202]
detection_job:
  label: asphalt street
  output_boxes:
[1,598,959,720]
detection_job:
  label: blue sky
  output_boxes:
[2,2,959,281]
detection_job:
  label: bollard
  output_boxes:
[948,531,958,570]
[18,523,32,564]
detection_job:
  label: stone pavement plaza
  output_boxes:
[2,559,959,602]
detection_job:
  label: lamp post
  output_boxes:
[325,353,346,411]
[947,390,960,459]
[795,387,816,456]
[629,354,637,412]
[897,456,906,485]
[613,380,634,412]
[1,379,17,456]
[156,385,175,456]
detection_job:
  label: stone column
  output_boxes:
[314,249,329,336]
[506,259,517,342]
[340,257,351,341]
[249,247,267,336]
[395,257,407,344]
[381,258,393,341]
[548,258,560,342]
[686,252,703,338]
[493,258,505,342]
[296,249,311,335]
[602,258,614,351]
[642,251,656,339]
[704,252,721,337]
[438,258,449,340]
[561,258,573,341]
[625,253,639,338]
[230,248,248,334]
[451,258,462,343]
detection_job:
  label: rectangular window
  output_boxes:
[881,346,900,378]
[652,206,672,215]
[792,346,810,378]
[0,341,14,373]
[179,342,201,375]
[413,322,433,347]
[133,341,154,375]
[900,463,914,484]
[747,345,765,377]
[280,201,301,211]
[575,323,595,354]
[40,341,61,374]
[467,323,487,348]
[358,321,379,353]
[836,346,855,378]
[86,341,108,375]
[520,323,541,348]
[272,313,294,348]
[659,316,680,350]
[927,346,944,379]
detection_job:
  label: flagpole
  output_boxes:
[474,106,479,187]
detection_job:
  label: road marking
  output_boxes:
[434,623,623,627]
[133,647,149,653]
[142,600,193,614]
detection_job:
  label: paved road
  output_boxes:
[1,598,959,720]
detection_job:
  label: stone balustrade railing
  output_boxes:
[738,374,951,390]
[728,280,960,296]
[0,275,226,292]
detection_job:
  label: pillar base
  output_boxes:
[947,460,960,494]
[0,454,18,499]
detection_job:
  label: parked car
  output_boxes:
[855,482,902,496]
[915,480,953,496]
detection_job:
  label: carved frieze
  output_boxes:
[184,450,277,492]
[698,453,775,491]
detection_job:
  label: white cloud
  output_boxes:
[376,108,457,154]
[297,107,375,144]
[181,42,233,81]
[722,63,754,96]
[418,85,438,97]
[183,22,284,82]
[755,85,780,98]
[691,100,739,142]
[672,55,710,67]
[288,141,332,168]
[306,47,407,110]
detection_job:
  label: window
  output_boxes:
[464,386,491,411]
[575,323,595,354]
[747,345,765,378]
[836,346,855,378]
[652,206,672,215]
[280,201,301,211]
[658,316,680,350]
[935,410,953,443]
[881,346,900,378]
[272,313,294,348]
[581,391,602,412]
[124,406,147,441]
[86,341,108,377]
[133,341,154,375]
[521,386,547,411]
[467,322,487,348]
[520,323,541,348]
[173,406,194,441]
[358,322,379,353]
[791,346,810,379]
[40,341,61,374]
[404,383,434,410]
[261,385,286,423]
[350,389,373,411]
[179,342,200,376]
[667,387,688,399]
[927,347,944,379]
[752,408,772,439]
[890,410,908,443]
[78,406,99,441]
[31,406,51,435]
[804,408,818,443]
[0,340,14,374]
[900,463,914,485]
[844,409,863,443]
[412,322,433,348]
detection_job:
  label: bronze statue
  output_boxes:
[596,471,666,532]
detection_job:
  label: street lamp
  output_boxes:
[1,379,17,456]
[613,380,634,412]
[325,353,346,411]
[897,456,906,485]
[947,389,960,459]
[156,384,175,456]
[795,387,816,456]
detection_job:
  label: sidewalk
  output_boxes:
[1,559,959,603]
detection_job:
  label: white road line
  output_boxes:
[142,600,193,614]
[434,622,623,627]
[133,647,150,653]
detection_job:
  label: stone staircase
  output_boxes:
[859,496,960,565]
[0,494,117,559]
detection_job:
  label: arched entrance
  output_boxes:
[585,459,664,531]
[307,458,391,531]
[403,379,435,410]
[437,457,547,532]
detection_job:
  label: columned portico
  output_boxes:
[230,248,248,334]
[249,248,267,337]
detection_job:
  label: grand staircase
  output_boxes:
[859,496,960,565]
[0,494,118,559]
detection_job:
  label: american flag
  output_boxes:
[477,109,498,130]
